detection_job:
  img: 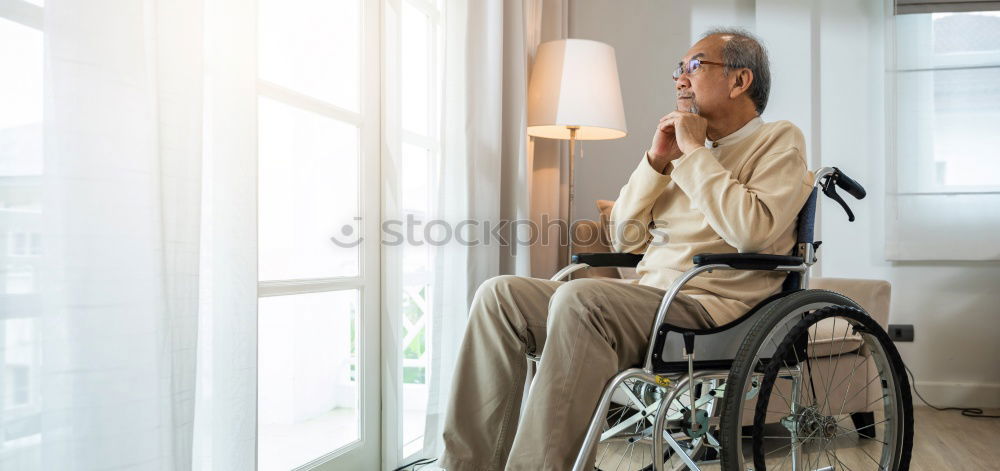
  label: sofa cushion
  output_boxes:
[802,277,892,358]
[809,277,891,329]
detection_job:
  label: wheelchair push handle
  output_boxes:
[833,167,866,200]
[820,167,866,222]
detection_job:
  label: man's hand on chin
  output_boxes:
[661,111,708,156]
[646,115,684,174]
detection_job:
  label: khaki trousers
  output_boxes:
[438,275,716,471]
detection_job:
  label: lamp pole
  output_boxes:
[567,125,579,266]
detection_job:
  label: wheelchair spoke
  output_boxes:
[597,437,612,466]
[830,450,857,471]
[855,437,885,468]
[805,322,825,407]
[820,318,842,413]
[834,354,870,418]
[614,445,628,470]
[772,445,792,471]
[836,374,883,412]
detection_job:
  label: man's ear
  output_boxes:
[730,68,753,100]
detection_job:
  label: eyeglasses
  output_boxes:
[672,58,732,80]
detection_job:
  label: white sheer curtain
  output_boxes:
[416,0,540,462]
[0,0,256,469]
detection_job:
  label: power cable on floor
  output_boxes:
[905,364,999,418]
[392,457,437,471]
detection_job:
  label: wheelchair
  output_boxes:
[539,167,913,471]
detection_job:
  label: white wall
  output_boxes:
[815,0,1000,408]
[567,0,1000,407]
[567,0,692,223]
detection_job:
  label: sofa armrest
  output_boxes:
[810,277,892,329]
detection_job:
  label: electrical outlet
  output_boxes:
[888,324,914,342]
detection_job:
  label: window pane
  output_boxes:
[898,66,1000,189]
[258,290,360,470]
[933,11,1000,54]
[259,0,361,111]
[931,67,1000,186]
[0,17,43,177]
[400,282,428,457]
[399,142,433,456]
[401,143,430,216]
[401,1,430,135]
[258,96,360,281]
[0,17,44,457]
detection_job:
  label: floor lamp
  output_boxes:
[527,39,628,266]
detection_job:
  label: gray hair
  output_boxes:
[701,28,770,115]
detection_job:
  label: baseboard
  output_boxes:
[911,381,1000,409]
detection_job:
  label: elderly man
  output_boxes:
[438,28,812,470]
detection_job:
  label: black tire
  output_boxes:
[754,306,911,470]
[721,294,913,470]
[718,289,863,470]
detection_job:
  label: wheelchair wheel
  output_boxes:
[719,291,913,470]
[594,375,722,471]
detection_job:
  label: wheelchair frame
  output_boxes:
[535,167,861,471]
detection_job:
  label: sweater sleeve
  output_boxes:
[609,153,671,253]
[668,145,812,253]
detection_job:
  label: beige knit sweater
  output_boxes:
[610,117,813,326]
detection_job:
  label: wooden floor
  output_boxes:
[427,406,1000,470]
[909,406,1000,470]
[590,406,1000,470]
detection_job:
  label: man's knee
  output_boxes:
[548,279,607,325]
[470,274,537,321]
[474,274,524,304]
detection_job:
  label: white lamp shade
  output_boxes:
[527,39,627,140]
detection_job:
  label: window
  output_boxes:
[255,0,376,469]
[0,0,44,455]
[6,232,40,257]
[254,0,446,466]
[894,11,1000,193]
[390,0,443,460]
[3,318,36,409]
[3,264,34,294]
[888,10,1000,260]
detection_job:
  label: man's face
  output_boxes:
[674,35,732,118]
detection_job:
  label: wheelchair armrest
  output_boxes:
[571,252,644,268]
[692,253,804,270]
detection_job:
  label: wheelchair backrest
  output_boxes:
[781,187,818,291]
[795,187,819,247]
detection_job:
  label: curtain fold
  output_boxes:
[528,0,568,279]
[419,0,538,461]
[37,0,203,468]
[0,0,256,469]
[191,0,258,468]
